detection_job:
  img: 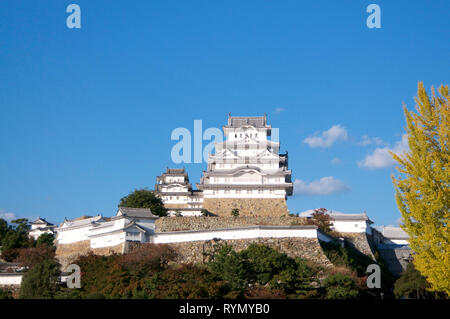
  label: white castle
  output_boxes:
[45,114,411,276]
[157,114,293,216]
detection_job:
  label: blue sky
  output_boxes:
[0,1,448,226]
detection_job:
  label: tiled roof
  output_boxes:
[60,215,103,228]
[117,207,159,219]
[381,226,409,239]
[227,116,268,128]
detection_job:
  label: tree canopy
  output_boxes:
[394,263,432,299]
[391,82,449,295]
[118,188,168,217]
[19,259,61,299]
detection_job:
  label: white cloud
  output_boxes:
[274,107,285,113]
[358,134,409,169]
[359,135,386,146]
[331,157,342,165]
[294,176,350,196]
[0,210,17,222]
[303,125,349,148]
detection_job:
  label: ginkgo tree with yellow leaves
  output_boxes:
[391,82,449,296]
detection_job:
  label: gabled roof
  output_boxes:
[298,209,373,224]
[30,217,53,226]
[116,207,159,219]
[225,115,270,129]
[59,215,104,228]
[380,226,409,239]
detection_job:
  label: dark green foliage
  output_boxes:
[306,209,335,235]
[320,241,396,297]
[54,288,84,299]
[322,274,359,299]
[141,264,228,299]
[0,288,13,299]
[118,188,168,217]
[241,244,297,285]
[231,208,240,217]
[0,218,8,243]
[19,259,61,299]
[14,245,56,269]
[36,233,55,247]
[0,218,35,261]
[208,244,250,291]
[201,209,210,217]
[320,242,373,276]
[11,219,30,232]
[208,243,316,297]
[74,244,177,298]
[84,292,105,299]
[394,263,433,299]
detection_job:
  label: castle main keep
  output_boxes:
[156,114,293,217]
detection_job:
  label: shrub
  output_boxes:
[19,259,61,299]
[14,245,56,269]
[322,274,359,299]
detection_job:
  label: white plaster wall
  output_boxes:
[153,227,322,244]
[131,219,156,233]
[203,189,285,199]
[29,229,53,240]
[0,274,22,285]
[332,220,369,233]
[56,226,93,244]
[90,232,125,248]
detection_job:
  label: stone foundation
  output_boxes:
[55,241,125,269]
[339,233,376,259]
[128,237,332,268]
[202,198,289,217]
[156,216,308,232]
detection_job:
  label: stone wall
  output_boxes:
[340,233,376,260]
[128,237,332,268]
[201,198,289,217]
[155,216,308,232]
[55,240,125,269]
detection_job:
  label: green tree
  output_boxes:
[208,243,317,297]
[231,208,240,217]
[11,219,30,233]
[19,259,61,299]
[1,220,33,261]
[391,82,449,295]
[14,246,56,269]
[241,244,297,285]
[36,233,55,247]
[201,209,210,217]
[322,274,359,299]
[0,218,8,243]
[208,244,250,291]
[119,188,168,217]
[394,263,432,299]
[0,288,13,299]
[141,264,228,299]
